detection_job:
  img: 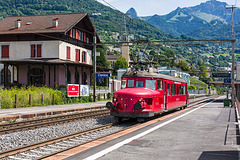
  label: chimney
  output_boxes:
[15,19,21,29]
[52,18,58,28]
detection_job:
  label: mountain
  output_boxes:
[126,7,139,19]
[140,0,239,38]
[0,0,173,42]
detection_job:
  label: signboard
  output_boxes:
[67,84,79,97]
[96,78,102,83]
[96,52,100,56]
[224,78,231,83]
[80,85,89,97]
[96,73,110,78]
[212,73,231,78]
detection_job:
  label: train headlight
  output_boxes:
[138,98,143,102]
[113,97,117,102]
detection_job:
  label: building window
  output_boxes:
[76,49,80,61]
[1,45,9,58]
[67,69,71,84]
[82,72,87,85]
[72,29,76,38]
[66,46,71,60]
[82,51,87,63]
[31,44,42,58]
[30,68,44,86]
[1,68,11,84]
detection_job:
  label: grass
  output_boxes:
[0,86,111,109]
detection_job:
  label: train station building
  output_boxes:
[0,13,110,88]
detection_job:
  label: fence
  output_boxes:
[188,89,207,95]
[0,92,112,109]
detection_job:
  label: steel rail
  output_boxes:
[0,107,109,135]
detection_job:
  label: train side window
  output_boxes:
[127,79,134,88]
[121,80,126,89]
[136,80,145,87]
[183,86,186,94]
[167,84,170,95]
[174,84,176,95]
[146,80,156,90]
[157,80,163,90]
[171,84,173,95]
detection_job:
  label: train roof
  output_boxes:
[122,68,187,83]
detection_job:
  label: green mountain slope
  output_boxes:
[0,0,173,41]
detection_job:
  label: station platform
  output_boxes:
[57,96,240,160]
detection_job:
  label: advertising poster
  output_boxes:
[80,85,89,97]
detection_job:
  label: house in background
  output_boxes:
[0,13,110,88]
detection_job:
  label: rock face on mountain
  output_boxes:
[126,7,139,19]
[138,0,239,36]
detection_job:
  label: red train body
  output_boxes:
[106,67,189,121]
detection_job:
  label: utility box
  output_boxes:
[223,99,231,107]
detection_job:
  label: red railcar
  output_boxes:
[106,66,189,121]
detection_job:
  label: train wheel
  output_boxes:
[114,116,122,122]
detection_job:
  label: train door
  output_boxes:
[164,82,168,110]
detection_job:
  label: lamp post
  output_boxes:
[226,5,236,107]
[92,13,101,102]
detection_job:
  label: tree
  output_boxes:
[113,56,128,76]
[176,60,190,71]
[96,48,110,68]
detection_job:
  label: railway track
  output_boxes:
[0,106,109,135]
[0,95,216,160]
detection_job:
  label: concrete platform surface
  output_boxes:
[65,96,240,160]
[0,101,108,121]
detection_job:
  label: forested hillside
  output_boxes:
[0,0,174,41]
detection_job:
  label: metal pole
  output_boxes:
[93,28,96,102]
[92,13,101,102]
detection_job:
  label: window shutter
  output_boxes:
[76,49,80,61]
[84,32,86,42]
[31,44,35,57]
[1,45,9,58]
[37,44,42,57]
[67,46,71,59]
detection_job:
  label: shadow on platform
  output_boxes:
[198,151,239,160]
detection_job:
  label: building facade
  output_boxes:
[0,13,109,88]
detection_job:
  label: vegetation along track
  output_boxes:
[0,106,109,135]
[0,95,216,160]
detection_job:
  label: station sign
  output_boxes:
[224,78,231,83]
[96,72,110,77]
[96,78,102,83]
[67,84,79,97]
[212,73,231,78]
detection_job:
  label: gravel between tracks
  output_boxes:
[0,116,115,152]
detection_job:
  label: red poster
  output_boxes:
[67,84,79,97]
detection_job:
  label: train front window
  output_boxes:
[127,79,134,88]
[136,80,145,87]
[121,80,126,89]
[157,80,163,90]
[146,80,156,90]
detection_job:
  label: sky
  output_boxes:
[97,0,239,16]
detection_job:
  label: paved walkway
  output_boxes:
[64,96,240,160]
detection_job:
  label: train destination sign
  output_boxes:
[96,73,110,77]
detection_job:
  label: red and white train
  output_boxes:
[106,63,189,121]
